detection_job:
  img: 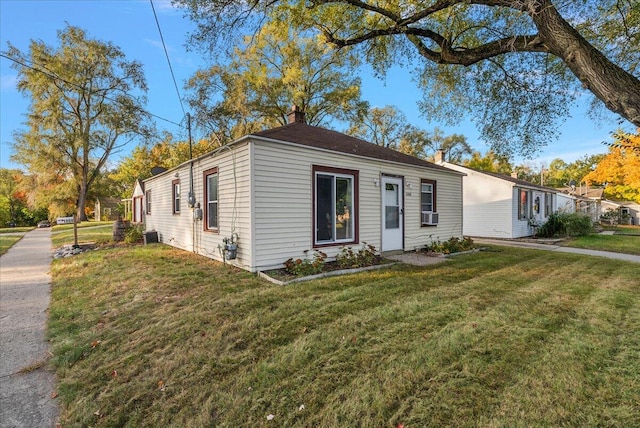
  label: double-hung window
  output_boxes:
[518,188,531,220]
[313,166,358,246]
[420,179,437,226]
[172,180,181,214]
[544,193,553,216]
[203,168,218,231]
[145,190,152,214]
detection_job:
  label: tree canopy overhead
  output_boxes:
[184,24,366,143]
[176,0,639,157]
[5,25,153,220]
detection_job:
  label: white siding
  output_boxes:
[144,142,253,269]
[557,193,576,213]
[442,164,514,238]
[252,140,463,271]
[145,139,463,273]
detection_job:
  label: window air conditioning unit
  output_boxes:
[422,211,439,225]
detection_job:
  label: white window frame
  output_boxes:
[420,179,437,226]
[172,180,181,214]
[204,168,218,231]
[313,166,358,246]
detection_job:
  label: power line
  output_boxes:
[150,0,186,118]
[0,52,183,128]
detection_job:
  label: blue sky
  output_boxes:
[0,0,631,172]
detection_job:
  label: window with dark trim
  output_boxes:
[145,190,151,214]
[545,193,553,216]
[518,188,531,220]
[313,165,358,246]
[172,179,181,214]
[420,179,437,226]
[203,168,218,231]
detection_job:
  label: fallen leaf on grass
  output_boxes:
[91,340,101,349]
[158,380,166,391]
[51,391,58,399]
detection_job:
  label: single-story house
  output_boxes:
[122,179,145,223]
[139,108,464,272]
[600,199,640,225]
[557,186,602,222]
[94,198,121,221]
[436,155,561,238]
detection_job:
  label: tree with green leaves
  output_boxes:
[347,107,469,161]
[463,150,514,174]
[4,25,152,221]
[176,0,639,157]
[111,134,220,198]
[0,169,25,226]
[347,106,414,150]
[428,128,472,163]
[185,24,366,142]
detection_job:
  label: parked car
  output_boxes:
[37,220,51,228]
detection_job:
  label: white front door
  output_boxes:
[382,176,403,251]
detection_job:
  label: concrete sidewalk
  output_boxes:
[0,228,58,428]
[473,238,640,263]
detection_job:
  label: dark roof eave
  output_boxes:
[250,122,463,175]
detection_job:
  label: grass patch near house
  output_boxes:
[49,245,640,427]
[51,224,114,247]
[0,226,33,233]
[0,235,22,255]
[602,225,640,236]
[52,220,113,231]
[563,234,640,255]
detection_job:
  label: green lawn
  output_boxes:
[564,233,640,255]
[0,235,22,255]
[51,223,114,247]
[0,226,33,233]
[606,225,640,236]
[49,245,640,427]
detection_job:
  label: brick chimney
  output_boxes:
[287,105,306,124]
[434,150,444,164]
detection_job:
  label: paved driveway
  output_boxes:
[0,228,58,428]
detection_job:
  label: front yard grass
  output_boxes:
[51,223,113,247]
[602,225,640,236]
[563,233,640,255]
[0,235,22,255]
[49,245,640,427]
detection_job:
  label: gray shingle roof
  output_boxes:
[252,122,460,174]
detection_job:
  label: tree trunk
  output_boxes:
[76,182,88,222]
[530,1,640,127]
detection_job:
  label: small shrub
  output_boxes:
[336,243,380,269]
[124,224,144,244]
[284,251,327,276]
[599,208,630,226]
[425,236,475,254]
[537,212,593,238]
[564,213,593,236]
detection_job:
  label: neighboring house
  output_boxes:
[600,199,640,225]
[122,180,145,223]
[139,108,464,272]
[621,202,640,225]
[436,155,560,238]
[94,198,121,221]
[557,186,602,222]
